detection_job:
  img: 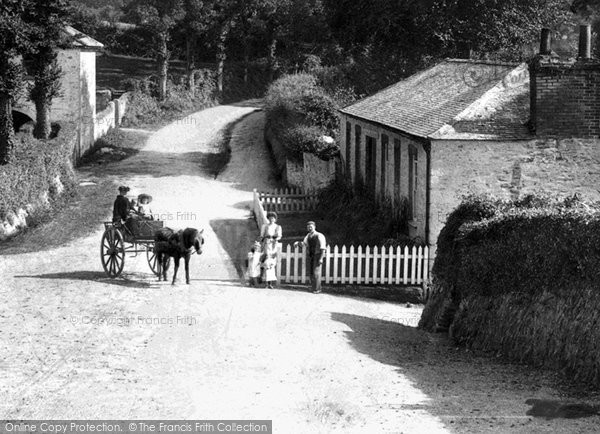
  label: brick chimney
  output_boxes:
[529,25,600,138]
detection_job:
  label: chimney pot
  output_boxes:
[578,24,592,59]
[540,28,551,55]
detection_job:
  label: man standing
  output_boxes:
[296,221,327,293]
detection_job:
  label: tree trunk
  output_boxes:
[0,93,15,165]
[216,24,229,94]
[157,31,169,101]
[186,35,196,98]
[268,37,278,83]
[33,99,51,139]
[243,44,249,85]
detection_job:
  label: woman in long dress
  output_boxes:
[261,211,282,245]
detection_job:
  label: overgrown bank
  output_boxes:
[120,74,218,128]
[0,124,78,240]
[419,194,600,387]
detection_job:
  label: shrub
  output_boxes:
[264,73,340,160]
[264,73,319,121]
[121,74,217,127]
[0,123,77,222]
[419,193,600,387]
[121,89,162,126]
[280,124,338,160]
[315,177,414,246]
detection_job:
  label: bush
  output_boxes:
[280,124,338,160]
[121,73,217,127]
[0,124,77,222]
[315,177,414,246]
[264,73,320,121]
[120,89,162,126]
[264,73,340,160]
[419,193,600,387]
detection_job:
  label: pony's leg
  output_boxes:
[172,256,180,285]
[163,256,171,281]
[185,253,190,284]
[161,257,166,281]
[157,253,164,281]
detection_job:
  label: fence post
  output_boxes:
[333,245,339,284]
[403,246,409,285]
[301,246,307,284]
[410,245,417,285]
[365,246,371,284]
[341,245,347,284]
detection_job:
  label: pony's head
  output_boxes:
[182,227,204,254]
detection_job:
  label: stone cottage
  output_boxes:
[13,26,104,160]
[339,25,600,257]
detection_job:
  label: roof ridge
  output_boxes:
[445,58,520,67]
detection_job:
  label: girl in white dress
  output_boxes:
[261,239,278,289]
[246,241,262,286]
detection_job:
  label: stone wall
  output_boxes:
[115,93,129,126]
[1,128,77,241]
[428,137,600,253]
[94,101,116,141]
[302,152,336,192]
[264,125,338,191]
[52,49,81,122]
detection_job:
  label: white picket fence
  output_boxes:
[259,188,318,214]
[277,244,429,286]
[253,189,269,228]
[253,188,430,286]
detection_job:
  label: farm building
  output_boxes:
[339,26,600,257]
[13,26,104,160]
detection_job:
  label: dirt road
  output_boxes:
[1,103,598,433]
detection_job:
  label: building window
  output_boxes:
[381,134,388,198]
[345,121,351,175]
[355,125,362,183]
[408,144,418,220]
[394,138,401,202]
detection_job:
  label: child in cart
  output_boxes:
[136,193,154,219]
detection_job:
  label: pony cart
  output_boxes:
[100,218,164,278]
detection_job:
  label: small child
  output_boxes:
[261,239,278,289]
[246,241,262,286]
[137,193,153,219]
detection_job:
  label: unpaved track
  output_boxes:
[1,104,598,433]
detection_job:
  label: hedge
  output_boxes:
[0,124,77,222]
[419,194,600,387]
[264,73,339,161]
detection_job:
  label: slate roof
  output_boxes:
[60,26,104,50]
[340,59,532,140]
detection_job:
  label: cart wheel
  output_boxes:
[146,245,161,276]
[101,228,125,278]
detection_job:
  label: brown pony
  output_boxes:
[154,227,204,284]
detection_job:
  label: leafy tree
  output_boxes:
[421,0,574,60]
[125,0,185,100]
[0,0,30,164]
[23,0,71,140]
[180,0,214,95]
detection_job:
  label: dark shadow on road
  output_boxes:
[276,283,423,304]
[329,312,600,429]
[525,399,599,419]
[226,101,264,108]
[210,217,260,281]
[15,271,152,288]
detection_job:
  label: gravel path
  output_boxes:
[1,103,598,433]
